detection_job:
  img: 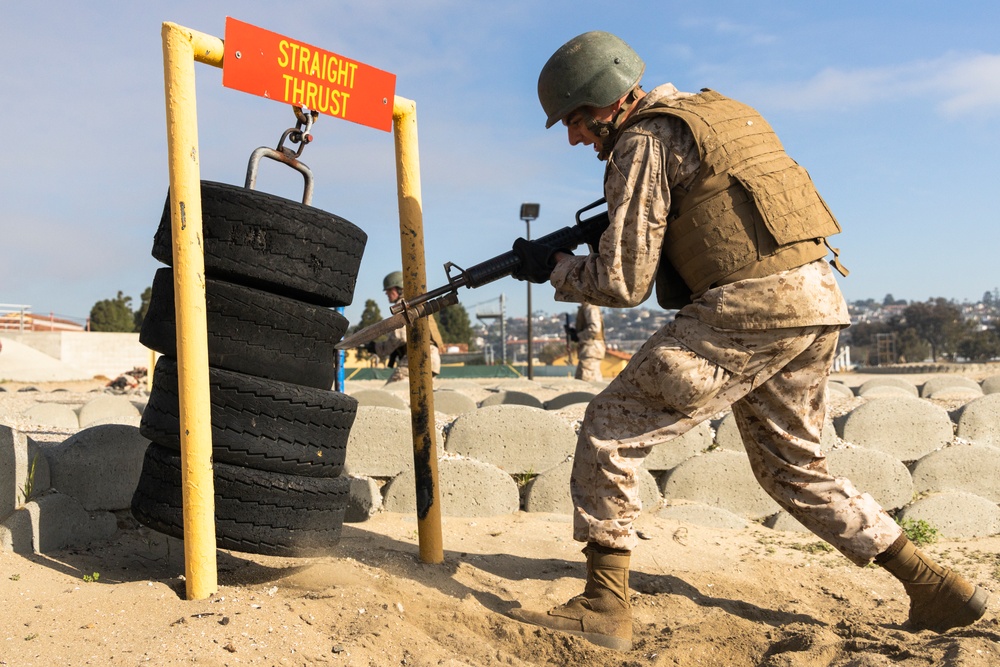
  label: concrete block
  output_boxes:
[0,506,34,553]
[920,376,983,398]
[715,413,837,453]
[545,401,589,423]
[344,475,382,523]
[553,378,605,393]
[857,378,919,398]
[77,394,141,428]
[434,380,491,403]
[544,391,597,411]
[643,420,712,472]
[955,394,1000,447]
[22,402,80,429]
[45,424,150,511]
[765,511,811,534]
[659,449,780,520]
[838,396,954,462]
[657,502,751,531]
[826,446,913,511]
[478,390,544,409]
[827,381,855,399]
[523,458,660,514]
[856,386,916,399]
[348,388,408,410]
[382,456,519,517]
[910,443,1000,502]
[1,425,52,518]
[432,389,478,415]
[344,406,415,477]
[444,404,577,474]
[492,379,546,393]
[980,374,1000,395]
[926,386,983,402]
[714,413,744,452]
[2,490,118,553]
[897,492,1000,539]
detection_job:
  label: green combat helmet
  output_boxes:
[537,31,645,129]
[383,271,404,290]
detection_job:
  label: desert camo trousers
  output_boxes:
[571,317,903,566]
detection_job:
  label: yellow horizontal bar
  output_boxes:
[164,21,225,68]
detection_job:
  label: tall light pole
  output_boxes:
[520,203,539,380]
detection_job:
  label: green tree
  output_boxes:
[957,330,1000,362]
[89,291,136,332]
[902,298,969,362]
[133,286,152,331]
[352,299,382,333]
[844,320,891,365]
[437,303,474,348]
[349,299,384,361]
[896,328,930,363]
[537,341,567,365]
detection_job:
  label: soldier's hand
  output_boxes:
[564,325,579,342]
[511,238,569,284]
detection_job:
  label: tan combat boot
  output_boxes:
[510,543,632,651]
[877,534,989,633]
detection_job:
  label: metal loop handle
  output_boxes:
[243,106,319,205]
[244,146,315,205]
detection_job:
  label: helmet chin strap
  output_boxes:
[584,88,642,160]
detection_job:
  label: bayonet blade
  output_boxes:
[335,311,410,350]
[335,291,459,350]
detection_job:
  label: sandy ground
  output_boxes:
[2,372,1000,666]
[3,511,999,667]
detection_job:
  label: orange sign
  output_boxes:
[222,17,396,132]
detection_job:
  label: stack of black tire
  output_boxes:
[130,181,367,557]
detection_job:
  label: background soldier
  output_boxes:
[507,31,987,651]
[371,271,444,384]
[565,303,605,382]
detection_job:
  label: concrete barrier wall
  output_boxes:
[3,331,151,379]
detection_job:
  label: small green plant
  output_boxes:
[24,633,38,641]
[897,517,939,547]
[82,572,100,583]
[17,454,39,507]
[512,469,537,488]
[788,541,834,555]
[9,574,20,581]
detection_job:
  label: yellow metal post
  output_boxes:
[161,22,225,600]
[392,96,443,564]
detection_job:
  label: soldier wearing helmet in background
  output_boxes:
[508,31,987,650]
[372,271,444,384]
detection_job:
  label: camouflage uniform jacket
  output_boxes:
[550,84,851,330]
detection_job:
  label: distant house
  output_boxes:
[0,311,86,332]
[549,348,632,379]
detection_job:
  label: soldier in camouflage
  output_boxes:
[565,302,605,382]
[373,271,444,384]
[508,31,988,652]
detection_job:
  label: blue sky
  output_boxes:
[2,2,999,329]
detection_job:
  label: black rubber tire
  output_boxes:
[140,268,346,389]
[140,356,356,477]
[131,443,349,556]
[151,181,367,307]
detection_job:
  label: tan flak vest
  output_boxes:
[427,314,446,350]
[615,89,846,309]
[575,304,605,342]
